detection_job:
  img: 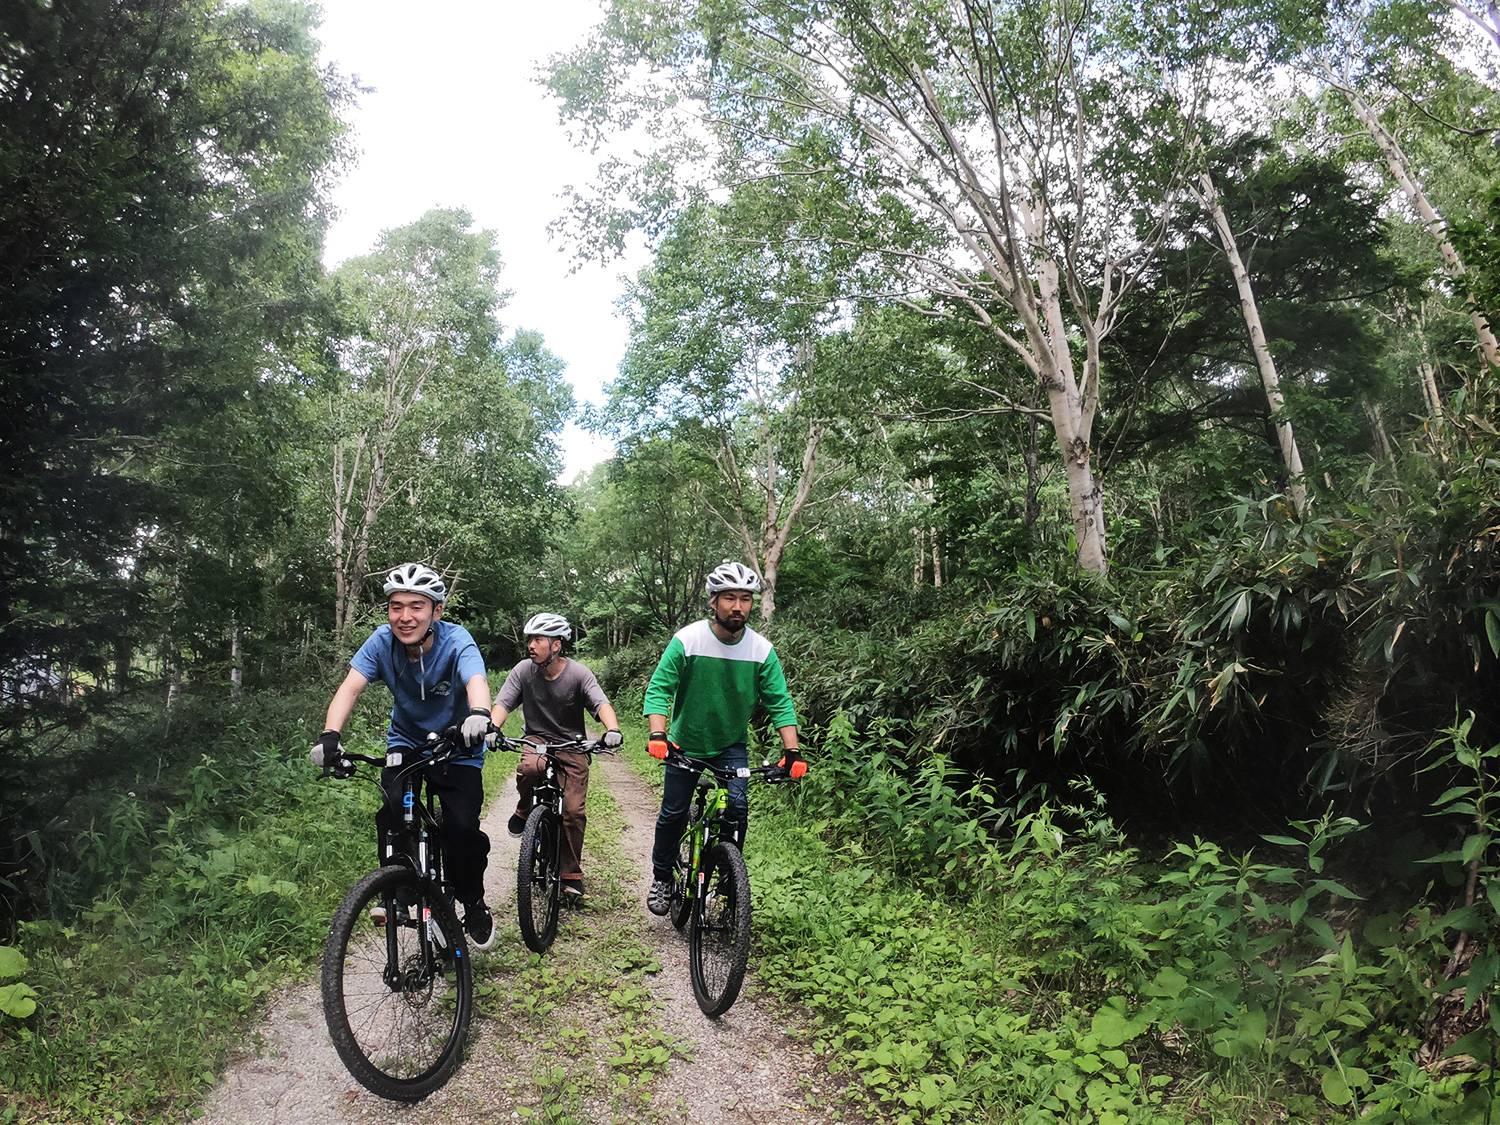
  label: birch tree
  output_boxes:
[324,209,508,638]
[1306,1,1500,369]
[1188,167,1310,513]
[605,204,849,620]
[552,0,1216,576]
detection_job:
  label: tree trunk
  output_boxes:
[712,418,830,623]
[230,620,243,701]
[1034,259,1108,575]
[1364,400,1397,468]
[1337,83,1500,368]
[1022,410,1043,528]
[1419,361,1444,418]
[1194,170,1309,514]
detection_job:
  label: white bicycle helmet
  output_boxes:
[705,561,762,595]
[522,612,572,640]
[383,562,447,604]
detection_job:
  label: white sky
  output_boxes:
[314,0,645,482]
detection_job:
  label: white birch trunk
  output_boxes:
[1194,171,1310,514]
[230,621,243,701]
[1337,84,1500,368]
[710,418,830,622]
[1419,362,1444,418]
[1034,258,1109,574]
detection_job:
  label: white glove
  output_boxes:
[461,709,492,749]
[602,729,623,749]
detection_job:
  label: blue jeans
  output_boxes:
[651,744,748,881]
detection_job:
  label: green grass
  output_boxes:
[2,721,381,1122]
[735,712,1500,1125]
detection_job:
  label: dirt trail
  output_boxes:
[196,755,840,1124]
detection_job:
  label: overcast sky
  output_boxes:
[314,0,644,481]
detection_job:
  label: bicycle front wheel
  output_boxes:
[670,808,698,931]
[322,864,472,1101]
[516,806,562,953]
[688,842,751,1017]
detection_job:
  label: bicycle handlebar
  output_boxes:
[499,733,617,757]
[311,725,471,777]
[662,749,796,784]
[313,724,620,779]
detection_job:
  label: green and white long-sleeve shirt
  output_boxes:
[643,619,798,756]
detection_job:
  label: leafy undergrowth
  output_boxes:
[0,707,381,1123]
[742,710,1500,1125]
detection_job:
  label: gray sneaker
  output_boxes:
[647,879,673,916]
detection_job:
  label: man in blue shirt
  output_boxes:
[315,563,499,949]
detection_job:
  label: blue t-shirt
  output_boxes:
[350,620,488,765]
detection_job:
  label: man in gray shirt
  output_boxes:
[493,612,622,899]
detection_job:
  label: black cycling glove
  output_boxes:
[312,729,353,778]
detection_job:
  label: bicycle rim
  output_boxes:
[516,806,561,953]
[322,865,471,1101]
[670,814,697,931]
[688,842,751,1017]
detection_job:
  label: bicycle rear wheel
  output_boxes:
[322,864,471,1101]
[517,806,562,953]
[688,842,751,1017]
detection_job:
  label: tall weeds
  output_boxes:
[0,689,384,1122]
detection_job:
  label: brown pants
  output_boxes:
[515,748,590,881]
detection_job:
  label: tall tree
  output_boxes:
[0,0,350,729]
[322,208,510,639]
[1101,139,1411,517]
[571,443,732,637]
[551,0,1227,575]
[1305,0,1500,369]
[1188,166,1309,513]
[605,201,856,619]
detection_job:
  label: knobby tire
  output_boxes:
[688,842,752,1017]
[670,800,700,931]
[517,806,562,953]
[322,864,472,1101]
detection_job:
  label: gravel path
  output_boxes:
[195,755,845,1124]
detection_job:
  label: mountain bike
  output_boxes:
[312,728,475,1102]
[509,735,616,954]
[663,750,791,1017]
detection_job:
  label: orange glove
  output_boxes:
[648,732,670,760]
[778,750,807,779]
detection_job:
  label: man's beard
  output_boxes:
[714,609,746,634]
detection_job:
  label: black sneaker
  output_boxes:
[464,900,496,951]
[647,879,673,916]
[506,811,527,838]
[562,878,586,900]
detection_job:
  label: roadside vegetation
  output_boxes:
[0,690,376,1120]
[742,709,1500,1124]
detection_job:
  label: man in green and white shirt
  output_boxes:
[644,561,806,915]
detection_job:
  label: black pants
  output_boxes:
[375,760,489,907]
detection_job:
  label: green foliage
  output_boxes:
[0,690,376,1121]
[774,416,1500,830]
[748,708,1500,1122]
[0,0,351,733]
[0,945,37,1019]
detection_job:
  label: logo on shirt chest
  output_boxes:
[426,679,452,697]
